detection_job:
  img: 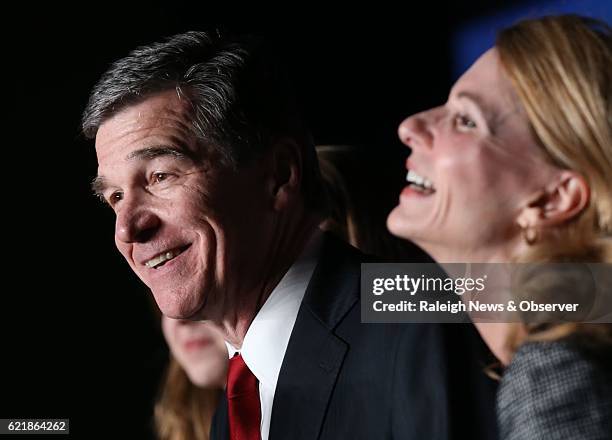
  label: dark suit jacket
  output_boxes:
[211,234,498,439]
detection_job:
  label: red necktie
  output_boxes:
[227,353,262,440]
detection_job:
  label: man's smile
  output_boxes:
[143,245,190,269]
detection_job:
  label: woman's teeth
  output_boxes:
[406,170,436,193]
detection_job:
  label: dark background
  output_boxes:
[5,1,528,437]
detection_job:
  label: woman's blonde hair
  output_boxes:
[496,14,612,345]
[154,357,221,440]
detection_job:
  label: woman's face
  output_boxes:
[387,48,558,262]
[161,316,228,387]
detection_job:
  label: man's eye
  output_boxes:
[454,114,477,130]
[152,172,171,183]
[109,191,124,204]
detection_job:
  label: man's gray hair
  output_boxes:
[83,31,325,212]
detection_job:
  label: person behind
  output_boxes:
[317,144,432,261]
[83,31,496,439]
[387,14,612,439]
[155,317,227,440]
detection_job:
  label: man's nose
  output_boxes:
[115,196,161,243]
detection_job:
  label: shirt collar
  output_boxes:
[225,228,322,389]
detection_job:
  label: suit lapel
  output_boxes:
[269,234,361,440]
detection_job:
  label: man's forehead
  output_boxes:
[95,90,196,160]
[98,90,192,133]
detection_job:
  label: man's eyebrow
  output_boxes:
[126,145,196,162]
[91,176,108,197]
[92,146,198,198]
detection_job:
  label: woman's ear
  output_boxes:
[517,171,590,229]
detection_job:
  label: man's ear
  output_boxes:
[267,138,303,211]
[517,171,590,229]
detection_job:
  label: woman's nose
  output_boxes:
[398,109,437,151]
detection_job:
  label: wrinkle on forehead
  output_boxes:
[95,90,199,163]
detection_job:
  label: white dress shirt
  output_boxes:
[225,229,322,440]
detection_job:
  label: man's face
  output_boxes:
[94,90,273,319]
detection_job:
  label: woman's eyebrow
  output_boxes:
[455,91,506,134]
[455,92,490,116]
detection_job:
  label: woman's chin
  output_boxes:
[387,206,417,240]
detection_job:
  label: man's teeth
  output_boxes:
[145,249,182,268]
[406,170,435,192]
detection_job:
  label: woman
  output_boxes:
[155,317,227,440]
[387,14,612,439]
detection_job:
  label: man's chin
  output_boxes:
[162,308,205,321]
[153,292,205,321]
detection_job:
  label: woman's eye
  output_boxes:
[454,114,477,130]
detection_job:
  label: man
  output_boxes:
[84,31,497,439]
